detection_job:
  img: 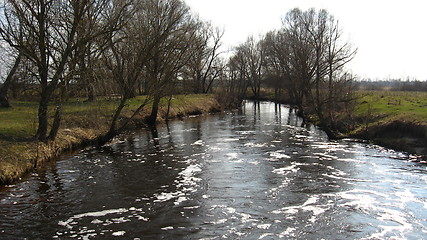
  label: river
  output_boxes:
[0,101,426,239]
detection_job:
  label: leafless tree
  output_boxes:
[258,8,357,136]
[0,47,21,108]
[216,53,249,108]
[142,0,199,125]
[0,0,125,141]
[183,22,224,93]
[234,36,264,98]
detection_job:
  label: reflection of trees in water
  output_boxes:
[149,126,160,150]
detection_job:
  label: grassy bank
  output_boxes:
[248,89,427,158]
[350,91,427,157]
[0,94,221,184]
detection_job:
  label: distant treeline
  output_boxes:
[358,80,427,92]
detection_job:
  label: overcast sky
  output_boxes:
[185,0,427,80]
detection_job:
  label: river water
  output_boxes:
[1,101,426,239]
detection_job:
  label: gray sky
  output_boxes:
[185,0,427,80]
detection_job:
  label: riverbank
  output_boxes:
[0,94,221,185]
[348,91,427,159]
[248,90,427,159]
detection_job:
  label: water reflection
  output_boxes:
[0,101,426,239]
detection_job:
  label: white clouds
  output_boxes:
[185,0,427,80]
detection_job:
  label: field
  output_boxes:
[355,91,427,124]
[351,91,427,157]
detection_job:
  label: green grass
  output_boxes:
[355,91,427,123]
[0,99,119,140]
[0,101,38,140]
[0,94,217,141]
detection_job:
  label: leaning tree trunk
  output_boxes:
[146,95,161,126]
[97,97,128,146]
[165,94,173,121]
[48,105,62,141]
[0,85,11,108]
[0,54,22,108]
[36,92,50,142]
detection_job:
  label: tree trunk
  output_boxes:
[0,54,22,108]
[109,97,127,135]
[48,105,62,141]
[165,95,173,121]
[87,83,96,102]
[146,95,161,125]
[36,92,49,141]
[0,94,10,108]
[0,82,11,107]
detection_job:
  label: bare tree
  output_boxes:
[234,36,264,98]
[0,0,123,141]
[183,22,224,93]
[0,48,21,108]
[217,53,249,108]
[258,8,357,136]
[143,0,199,125]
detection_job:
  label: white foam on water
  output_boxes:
[303,195,319,206]
[208,146,221,151]
[395,189,417,207]
[237,131,256,135]
[59,208,129,229]
[270,150,291,159]
[154,192,177,202]
[174,196,187,205]
[303,206,326,223]
[112,231,126,236]
[223,138,239,142]
[294,134,309,139]
[161,226,174,230]
[111,217,130,223]
[336,158,365,163]
[244,142,267,148]
[322,173,372,182]
[183,206,200,210]
[81,233,97,240]
[212,219,228,224]
[279,227,296,238]
[365,207,414,239]
[339,191,379,213]
[192,140,204,146]
[155,163,202,205]
[272,194,325,222]
[313,152,338,160]
[272,165,298,175]
[259,233,274,239]
[326,166,347,176]
[226,153,239,159]
[179,164,202,177]
[135,215,149,221]
[257,224,271,230]
[231,159,244,163]
[90,219,103,224]
[238,213,254,223]
[338,188,417,237]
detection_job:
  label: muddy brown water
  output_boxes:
[1,101,426,239]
